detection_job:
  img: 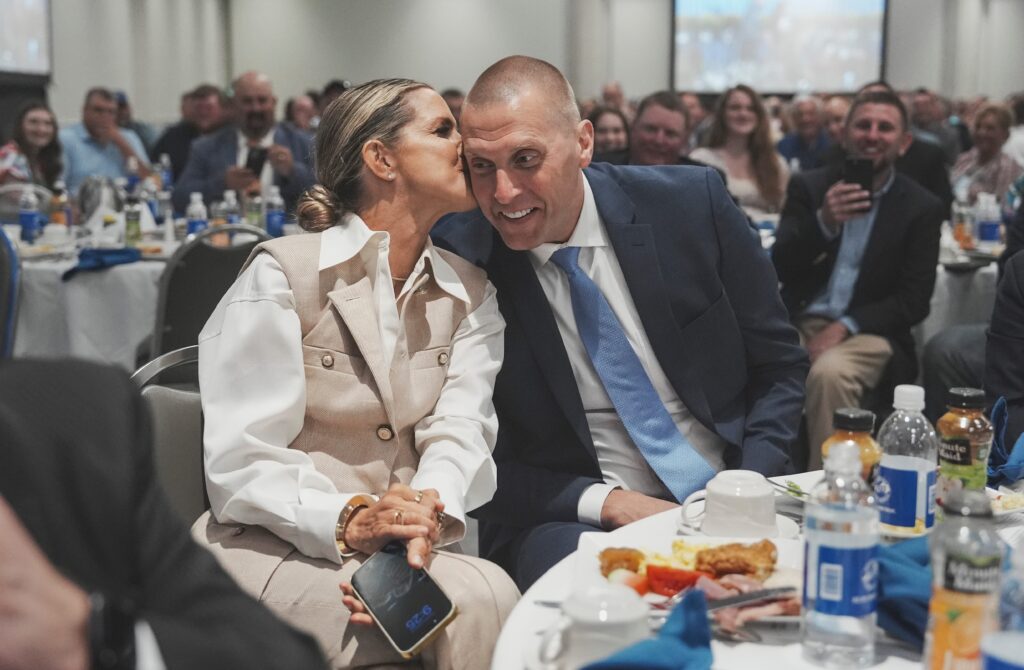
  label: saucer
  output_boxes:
[677,500,800,539]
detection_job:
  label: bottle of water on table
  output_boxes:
[802,441,880,668]
[265,185,285,237]
[186,192,208,238]
[18,188,40,243]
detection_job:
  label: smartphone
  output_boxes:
[245,147,268,175]
[350,541,457,658]
[842,157,874,195]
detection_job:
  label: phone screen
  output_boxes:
[842,157,874,194]
[246,147,268,175]
[351,542,455,654]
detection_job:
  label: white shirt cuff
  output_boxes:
[135,620,167,670]
[577,483,617,528]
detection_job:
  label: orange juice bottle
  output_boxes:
[821,408,881,486]
[923,490,1002,670]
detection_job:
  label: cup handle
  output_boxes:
[537,616,571,667]
[680,490,707,531]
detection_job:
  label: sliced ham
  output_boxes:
[717,573,764,593]
[695,575,739,599]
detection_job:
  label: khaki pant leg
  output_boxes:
[805,332,892,469]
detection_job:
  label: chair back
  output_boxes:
[0,227,21,358]
[131,345,208,523]
[151,224,270,359]
[0,183,54,224]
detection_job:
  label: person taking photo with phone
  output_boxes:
[193,78,519,669]
[772,89,945,466]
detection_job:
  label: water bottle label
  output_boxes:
[876,465,918,527]
[978,220,1000,242]
[266,211,285,237]
[226,214,240,225]
[943,554,1000,594]
[19,210,39,242]
[808,544,879,617]
[187,218,208,235]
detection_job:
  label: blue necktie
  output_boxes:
[550,246,715,502]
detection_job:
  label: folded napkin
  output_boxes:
[584,590,712,670]
[62,247,141,281]
[989,397,1024,487]
[877,536,931,650]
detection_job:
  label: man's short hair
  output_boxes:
[321,79,352,98]
[856,80,894,95]
[466,55,579,129]
[83,87,116,107]
[440,88,464,100]
[635,90,690,129]
[190,84,223,101]
[847,89,909,131]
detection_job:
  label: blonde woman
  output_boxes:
[194,79,519,668]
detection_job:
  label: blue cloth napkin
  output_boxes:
[62,247,141,281]
[989,397,1024,487]
[583,590,713,670]
[877,536,931,650]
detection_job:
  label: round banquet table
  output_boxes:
[14,256,166,370]
[490,471,1024,670]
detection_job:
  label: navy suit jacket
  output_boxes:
[433,163,808,563]
[171,123,315,213]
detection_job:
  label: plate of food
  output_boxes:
[987,488,1024,516]
[579,533,803,635]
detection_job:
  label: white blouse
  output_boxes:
[198,215,505,563]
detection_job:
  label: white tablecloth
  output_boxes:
[492,471,1024,670]
[14,257,165,370]
[915,263,999,348]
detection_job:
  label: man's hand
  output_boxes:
[599,489,679,531]
[806,320,850,363]
[225,166,259,194]
[820,181,871,234]
[0,496,90,670]
[268,145,294,177]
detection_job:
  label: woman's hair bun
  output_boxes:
[296,184,341,232]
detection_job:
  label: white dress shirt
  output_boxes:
[236,128,275,194]
[198,213,505,563]
[529,176,727,526]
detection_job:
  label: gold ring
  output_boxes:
[413,490,424,504]
[394,510,403,525]
[435,511,446,531]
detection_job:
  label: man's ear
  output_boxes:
[361,139,395,182]
[578,119,595,168]
[897,130,913,157]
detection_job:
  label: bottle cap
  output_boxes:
[825,441,862,474]
[941,489,993,518]
[190,192,203,202]
[892,384,925,411]
[947,387,986,409]
[832,407,875,432]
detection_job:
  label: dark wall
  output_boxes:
[0,82,48,143]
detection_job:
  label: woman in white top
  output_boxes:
[691,84,789,218]
[195,79,519,668]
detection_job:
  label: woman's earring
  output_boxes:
[387,172,394,180]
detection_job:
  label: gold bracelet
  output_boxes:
[335,494,378,557]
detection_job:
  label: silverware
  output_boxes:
[769,479,811,499]
[648,586,797,617]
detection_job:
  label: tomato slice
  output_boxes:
[645,565,710,597]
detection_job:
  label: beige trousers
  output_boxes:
[197,519,520,670]
[798,316,893,470]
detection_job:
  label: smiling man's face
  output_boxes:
[460,89,593,251]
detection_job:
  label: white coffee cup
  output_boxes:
[681,470,778,537]
[539,584,648,668]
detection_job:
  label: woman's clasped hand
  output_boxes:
[342,484,445,566]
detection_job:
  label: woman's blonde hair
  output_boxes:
[297,78,430,231]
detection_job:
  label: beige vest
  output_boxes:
[244,232,491,496]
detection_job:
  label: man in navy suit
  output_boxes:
[434,56,807,589]
[172,71,315,213]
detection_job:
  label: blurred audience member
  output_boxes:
[679,91,711,149]
[764,95,788,142]
[173,71,314,213]
[284,94,317,133]
[777,95,830,171]
[951,103,1023,207]
[601,80,634,123]
[0,101,62,189]
[60,87,151,196]
[823,95,852,145]
[441,87,465,124]
[985,233,1024,449]
[912,87,962,165]
[151,84,225,181]
[115,91,158,155]
[1002,93,1024,168]
[691,84,788,216]
[587,105,629,154]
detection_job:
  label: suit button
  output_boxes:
[232,527,246,537]
[437,351,450,366]
[376,424,394,441]
[322,354,334,368]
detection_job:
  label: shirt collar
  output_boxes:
[875,167,896,198]
[318,212,470,304]
[237,126,276,149]
[529,175,605,268]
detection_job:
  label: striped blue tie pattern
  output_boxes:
[550,246,715,502]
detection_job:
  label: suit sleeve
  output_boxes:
[985,256,1024,449]
[275,133,316,207]
[772,173,833,286]
[129,387,326,669]
[171,140,226,213]
[707,169,809,475]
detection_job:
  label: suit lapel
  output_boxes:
[326,277,397,424]
[860,175,907,271]
[589,169,714,428]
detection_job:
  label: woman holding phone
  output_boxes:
[195,79,519,668]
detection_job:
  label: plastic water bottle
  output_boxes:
[874,385,939,538]
[1000,538,1024,632]
[222,189,241,225]
[802,441,880,668]
[186,192,208,237]
[158,153,173,190]
[49,180,72,227]
[265,185,286,237]
[246,195,264,230]
[126,156,141,195]
[18,188,40,243]
[974,192,1002,254]
[124,193,142,247]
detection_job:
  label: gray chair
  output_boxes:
[0,226,20,358]
[131,345,207,524]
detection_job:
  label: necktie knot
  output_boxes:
[550,246,581,276]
